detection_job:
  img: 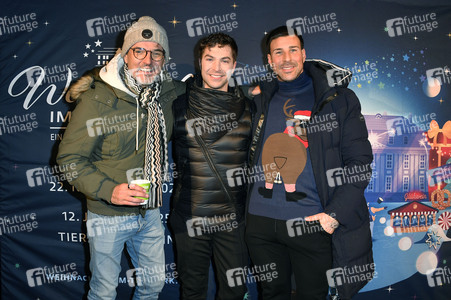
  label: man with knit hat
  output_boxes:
[57,16,185,299]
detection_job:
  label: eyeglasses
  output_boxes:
[129,47,165,61]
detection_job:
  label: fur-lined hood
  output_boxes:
[65,53,135,103]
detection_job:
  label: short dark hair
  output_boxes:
[198,32,238,61]
[265,26,304,54]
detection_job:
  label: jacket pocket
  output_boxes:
[100,132,119,158]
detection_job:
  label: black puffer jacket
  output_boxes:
[171,76,252,229]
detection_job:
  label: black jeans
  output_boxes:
[245,213,332,300]
[173,220,248,300]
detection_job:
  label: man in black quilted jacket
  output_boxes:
[170,33,251,300]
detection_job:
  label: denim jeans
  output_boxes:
[87,209,165,300]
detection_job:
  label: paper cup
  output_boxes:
[130,179,150,205]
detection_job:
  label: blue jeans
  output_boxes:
[87,209,165,300]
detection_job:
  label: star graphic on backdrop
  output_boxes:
[378,82,385,89]
[365,60,369,65]
[83,52,89,58]
[403,54,410,61]
[13,54,18,59]
[413,68,417,72]
[85,43,91,49]
[264,31,268,35]
[426,229,442,249]
[26,40,33,46]
[44,21,49,26]
[413,36,418,40]
[337,28,342,33]
[390,57,395,62]
[405,87,409,91]
[357,83,362,88]
[168,16,181,28]
[420,75,426,82]
[384,27,388,32]
[94,40,102,47]
[439,98,444,104]
[231,2,239,9]
[447,33,451,39]
[386,286,394,293]
[387,73,391,78]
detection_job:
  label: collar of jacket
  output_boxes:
[186,74,246,118]
[260,59,352,114]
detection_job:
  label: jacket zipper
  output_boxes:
[189,115,236,205]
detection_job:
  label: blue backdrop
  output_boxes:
[1,0,451,299]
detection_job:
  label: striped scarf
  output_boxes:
[120,64,168,209]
